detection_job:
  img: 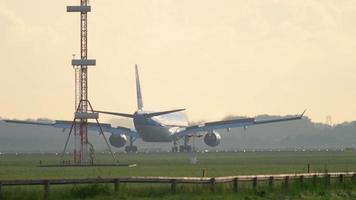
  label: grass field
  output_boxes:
[1,151,356,199]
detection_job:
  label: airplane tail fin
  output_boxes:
[135,64,144,111]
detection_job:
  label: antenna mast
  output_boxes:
[64,0,115,165]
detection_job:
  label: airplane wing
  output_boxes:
[4,119,112,132]
[175,111,305,138]
[3,119,139,138]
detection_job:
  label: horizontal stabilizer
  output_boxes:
[95,110,134,118]
[143,109,185,118]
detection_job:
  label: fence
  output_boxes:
[0,172,355,199]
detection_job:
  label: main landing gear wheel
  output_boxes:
[125,135,137,153]
[179,145,192,153]
[172,146,178,152]
[172,140,179,152]
[125,146,138,153]
[178,136,192,152]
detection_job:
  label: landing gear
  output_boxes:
[125,146,138,153]
[172,146,178,152]
[181,136,193,152]
[172,140,178,152]
[125,135,138,153]
[172,136,193,153]
[179,145,192,152]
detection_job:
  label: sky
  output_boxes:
[1,0,356,124]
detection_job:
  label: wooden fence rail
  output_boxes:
[0,172,355,200]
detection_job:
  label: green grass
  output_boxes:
[3,179,356,200]
[1,151,356,199]
[1,151,356,179]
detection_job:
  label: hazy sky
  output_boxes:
[1,0,356,124]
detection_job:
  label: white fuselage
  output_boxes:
[133,111,188,142]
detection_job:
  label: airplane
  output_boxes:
[3,65,305,153]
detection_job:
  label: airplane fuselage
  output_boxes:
[133,111,188,142]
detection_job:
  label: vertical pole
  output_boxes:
[299,175,304,187]
[233,178,239,193]
[0,181,2,200]
[44,181,49,200]
[80,0,89,165]
[171,179,177,193]
[252,177,257,190]
[283,176,289,189]
[352,174,356,183]
[339,174,344,184]
[268,176,274,190]
[210,178,216,192]
[325,174,330,185]
[114,179,120,193]
[74,64,80,164]
[202,169,207,177]
[307,163,310,173]
[312,175,317,187]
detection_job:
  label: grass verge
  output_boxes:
[2,177,356,200]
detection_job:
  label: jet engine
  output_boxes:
[109,134,127,148]
[204,131,221,147]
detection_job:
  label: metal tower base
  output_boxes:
[60,100,117,165]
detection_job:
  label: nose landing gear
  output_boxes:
[172,140,179,152]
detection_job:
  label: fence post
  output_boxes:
[44,180,49,200]
[312,175,317,186]
[202,169,207,177]
[0,181,2,200]
[299,175,304,187]
[268,176,274,190]
[210,178,216,192]
[325,174,330,186]
[352,174,356,183]
[171,179,177,193]
[283,176,289,189]
[339,174,344,184]
[252,177,257,190]
[233,178,239,193]
[114,179,120,193]
[307,163,311,173]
